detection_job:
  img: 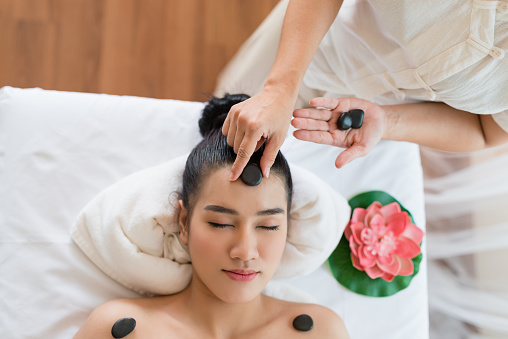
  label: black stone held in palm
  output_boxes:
[349,109,364,129]
[293,314,314,332]
[337,109,364,130]
[111,318,136,338]
[240,163,263,186]
[337,112,352,130]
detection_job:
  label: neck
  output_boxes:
[178,273,266,338]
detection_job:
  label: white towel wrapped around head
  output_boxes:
[71,155,350,296]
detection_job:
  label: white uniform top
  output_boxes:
[303,0,508,132]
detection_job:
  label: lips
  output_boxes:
[223,269,259,282]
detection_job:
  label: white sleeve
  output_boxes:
[492,110,508,134]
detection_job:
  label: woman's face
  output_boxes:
[179,167,288,304]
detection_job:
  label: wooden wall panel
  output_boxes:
[0,0,279,101]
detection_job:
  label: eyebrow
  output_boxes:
[203,205,285,216]
[255,208,285,216]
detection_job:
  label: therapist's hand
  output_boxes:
[222,86,295,180]
[292,97,388,168]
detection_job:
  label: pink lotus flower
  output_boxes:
[344,201,424,282]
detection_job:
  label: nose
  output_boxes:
[230,226,259,261]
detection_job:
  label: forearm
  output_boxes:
[265,0,343,96]
[383,102,508,151]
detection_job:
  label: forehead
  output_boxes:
[194,167,288,215]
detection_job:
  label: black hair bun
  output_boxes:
[199,93,250,137]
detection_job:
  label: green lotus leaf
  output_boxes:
[328,191,423,297]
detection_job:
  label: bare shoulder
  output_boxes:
[73,297,178,339]
[300,303,350,338]
[266,296,350,339]
[72,298,143,339]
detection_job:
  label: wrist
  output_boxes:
[381,105,402,141]
[264,72,302,99]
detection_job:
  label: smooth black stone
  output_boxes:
[337,112,352,130]
[349,109,364,129]
[293,314,314,332]
[240,163,262,186]
[111,318,136,338]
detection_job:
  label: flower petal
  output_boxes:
[400,223,424,245]
[365,265,384,279]
[365,202,382,224]
[344,222,352,240]
[365,212,379,226]
[351,253,364,271]
[377,255,401,276]
[367,201,383,213]
[351,222,365,244]
[395,237,421,258]
[358,246,376,268]
[349,237,359,256]
[378,254,394,266]
[380,202,401,218]
[381,272,395,282]
[351,208,367,223]
[398,257,414,276]
[385,212,408,236]
[369,214,385,229]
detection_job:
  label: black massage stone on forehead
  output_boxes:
[337,109,364,130]
[240,163,263,186]
[111,317,136,338]
[293,314,314,332]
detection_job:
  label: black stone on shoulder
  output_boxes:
[293,314,314,332]
[111,318,136,338]
[240,163,263,186]
[337,112,352,130]
[349,109,364,129]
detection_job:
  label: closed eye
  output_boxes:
[208,222,233,229]
[257,225,280,231]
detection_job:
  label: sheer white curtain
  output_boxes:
[422,145,508,339]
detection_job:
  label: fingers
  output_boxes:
[309,97,375,114]
[223,102,274,181]
[309,97,341,110]
[225,106,239,148]
[293,96,384,169]
[225,105,255,154]
[259,136,282,178]
[332,97,376,113]
[233,127,245,154]
[293,107,333,120]
[291,117,330,131]
[222,90,296,180]
[293,129,335,146]
[335,144,369,168]
[222,109,231,136]
[229,131,261,181]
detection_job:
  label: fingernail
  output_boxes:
[265,167,270,178]
[229,172,235,181]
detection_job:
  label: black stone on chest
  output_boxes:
[111,317,136,338]
[293,314,314,332]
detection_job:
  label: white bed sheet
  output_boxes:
[0,86,428,338]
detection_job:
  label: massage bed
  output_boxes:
[0,86,428,338]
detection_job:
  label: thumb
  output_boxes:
[259,137,282,178]
[335,144,368,168]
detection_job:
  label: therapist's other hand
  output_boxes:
[222,87,295,181]
[292,97,387,168]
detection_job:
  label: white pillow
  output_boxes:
[70,154,350,295]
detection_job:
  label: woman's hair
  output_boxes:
[181,93,293,217]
